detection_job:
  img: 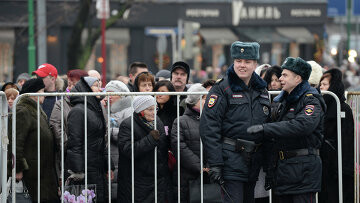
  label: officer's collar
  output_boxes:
[227,64,267,92]
[274,81,311,103]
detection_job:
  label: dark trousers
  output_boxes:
[278,193,316,203]
[222,180,255,203]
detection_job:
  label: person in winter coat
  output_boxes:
[248,57,326,203]
[9,78,59,202]
[200,41,270,203]
[5,88,19,111]
[154,80,178,137]
[49,69,88,178]
[263,65,282,91]
[171,83,208,202]
[104,80,132,201]
[66,77,109,202]
[117,96,170,203]
[133,72,155,92]
[318,68,354,203]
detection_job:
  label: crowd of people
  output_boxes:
[2,40,355,203]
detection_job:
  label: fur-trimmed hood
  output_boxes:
[226,64,267,92]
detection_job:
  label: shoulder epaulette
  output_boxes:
[306,93,313,97]
[216,78,224,83]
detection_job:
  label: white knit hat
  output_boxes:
[133,96,157,113]
[307,61,324,86]
[105,80,129,92]
[185,83,207,105]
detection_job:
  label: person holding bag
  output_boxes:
[8,78,59,202]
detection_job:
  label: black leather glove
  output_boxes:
[149,130,160,140]
[247,125,264,142]
[209,167,224,185]
[264,173,273,191]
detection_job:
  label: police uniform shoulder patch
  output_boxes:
[208,95,218,108]
[304,105,315,115]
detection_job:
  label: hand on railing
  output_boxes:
[150,130,160,140]
[106,170,114,181]
[202,168,210,173]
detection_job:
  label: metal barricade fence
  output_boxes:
[0,92,8,203]
[0,90,344,203]
[347,92,360,203]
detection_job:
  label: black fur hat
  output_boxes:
[20,78,45,94]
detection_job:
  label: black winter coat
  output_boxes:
[200,65,270,182]
[263,81,326,195]
[117,114,170,203]
[171,107,207,202]
[158,97,179,137]
[319,68,354,203]
[66,77,108,202]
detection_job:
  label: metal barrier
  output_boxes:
[1,90,345,202]
[8,91,209,203]
[0,92,8,203]
[347,92,360,203]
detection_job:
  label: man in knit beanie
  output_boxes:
[247,57,326,202]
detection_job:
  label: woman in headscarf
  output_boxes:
[318,68,354,203]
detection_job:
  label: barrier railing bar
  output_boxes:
[84,96,88,202]
[199,95,204,203]
[61,95,64,203]
[37,96,40,202]
[131,96,134,203]
[177,95,180,203]
[0,92,8,203]
[154,95,158,203]
[107,95,111,203]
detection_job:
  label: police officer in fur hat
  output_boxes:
[247,57,326,203]
[200,41,270,202]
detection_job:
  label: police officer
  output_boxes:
[247,57,326,203]
[200,41,270,203]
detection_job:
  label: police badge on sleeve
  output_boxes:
[208,95,218,108]
[304,105,314,115]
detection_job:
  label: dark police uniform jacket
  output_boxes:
[200,65,270,182]
[263,81,326,195]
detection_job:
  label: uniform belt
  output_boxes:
[278,148,319,160]
[223,137,261,153]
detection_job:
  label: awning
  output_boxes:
[276,27,314,43]
[238,27,291,43]
[200,28,238,45]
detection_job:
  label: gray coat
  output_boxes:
[109,97,132,200]
[49,96,72,177]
